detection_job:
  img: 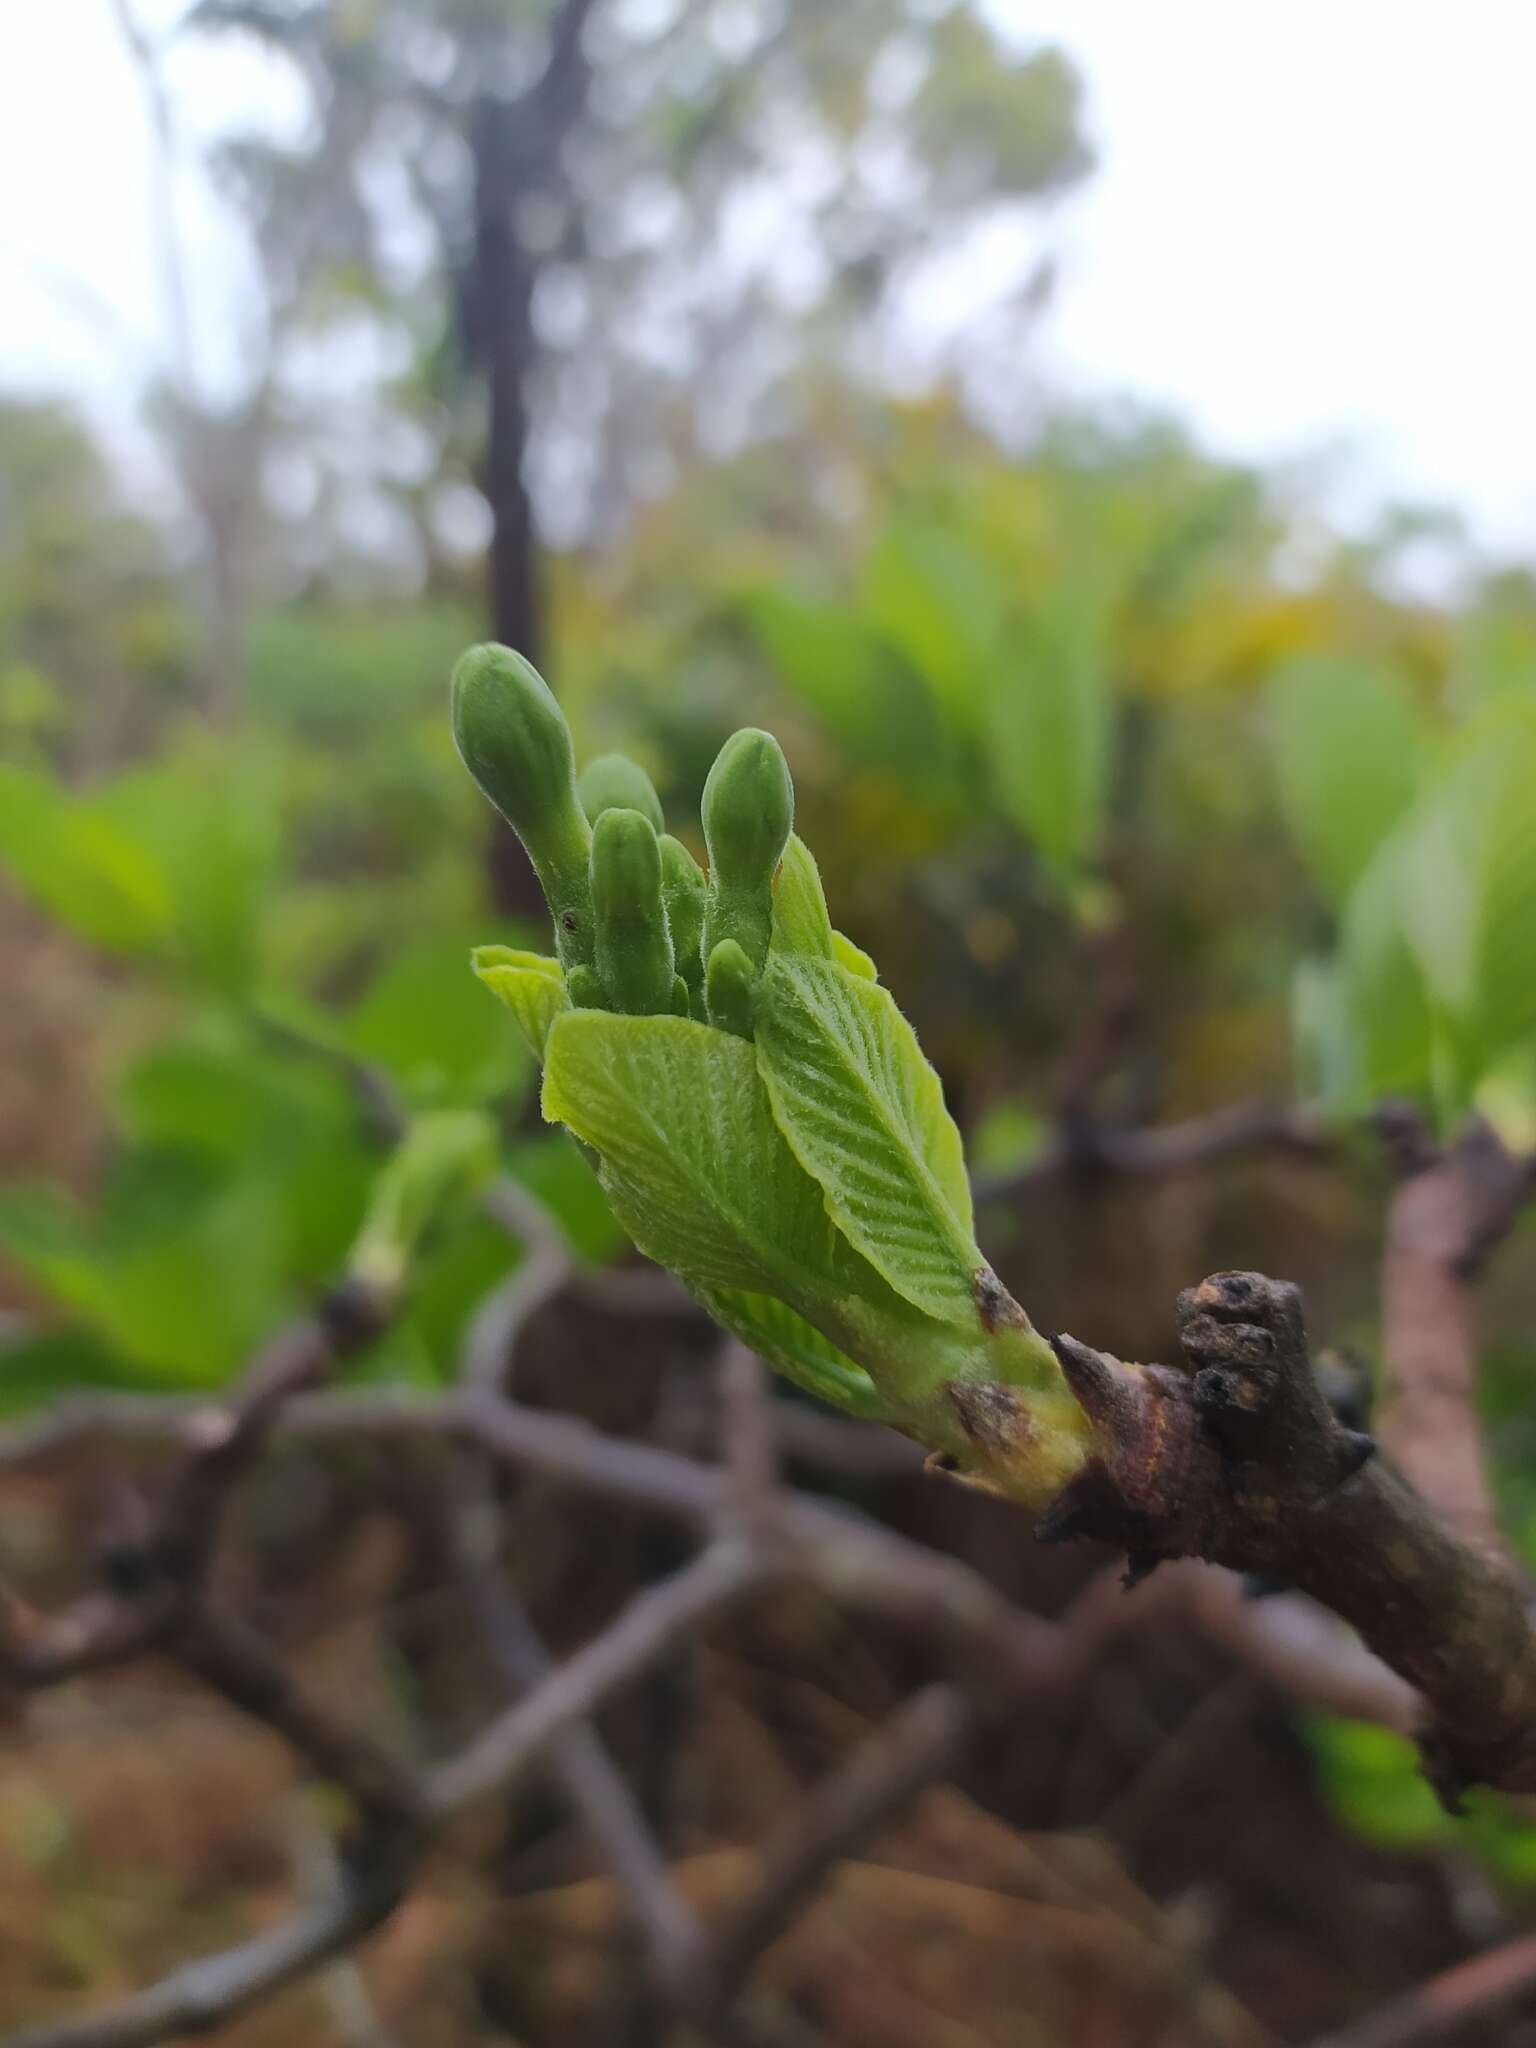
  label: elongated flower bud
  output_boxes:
[591,807,675,1015]
[659,833,707,1015]
[705,936,757,1039]
[578,753,665,835]
[451,644,592,966]
[701,728,793,972]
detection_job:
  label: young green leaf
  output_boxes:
[770,834,836,961]
[694,1284,891,1420]
[753,954,981,1324]
[831,929,878,981]
[541,1009,877,1309]
[472,945,570,1059]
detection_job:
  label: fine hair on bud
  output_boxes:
[701,728,794,972]
[578,753,665,835]
[591,806,676,1015]
[450,644,593,967]
[659,833,707,1012]
[706,936,757,1039]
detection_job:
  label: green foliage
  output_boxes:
[1277,664,1536,1125]
[989,577,1113,880]
[483,653,1076,1472]
[471,947,569,1060]
[344,937,530,1107]
[0,594,549,1402]
[754,954,981,1325]
[349,1110,498,1295]
[0,1035,374,1385]
[1268,657,1426,907]
[1307,1717,1536,1884]
[0,736,279,993]
[542,1010,879,1313]
[0,763,173,955]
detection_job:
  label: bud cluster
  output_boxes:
[452,642,793,1033]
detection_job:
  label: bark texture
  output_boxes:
[1023,1270,1536,1804]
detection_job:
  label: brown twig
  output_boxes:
[172,1605,423,1833]
[688,1683,977,2021]
[973,1098,1332,1203]
[1375,1118,1534,1554]
[1308,1928,1536,2048]
[448,1457,706,1987]
[1036,1270,1536,1803]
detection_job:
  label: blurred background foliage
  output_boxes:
[8,1,1536,2036]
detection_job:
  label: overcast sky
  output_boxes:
[3,0,1534,561]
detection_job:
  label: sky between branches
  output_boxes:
[2,0,1532,565]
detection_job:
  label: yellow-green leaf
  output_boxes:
[753,955,980,1324]
[695,1285,890,1420]
[473,945,569,1059]
[541,1009,879,1308]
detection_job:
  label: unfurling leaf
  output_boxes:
[696,1285,890,1420]
[350,1109,498,1294]
[770,834,836,961]
[754,953,980,1324]
[472,945,569,1059]
[541,1009,879,1310]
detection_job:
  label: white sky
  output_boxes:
[3,0,1535,561]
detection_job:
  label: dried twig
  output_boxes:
[688,1684,977,2021]
[973,1098,1331,1203]
[1309,1928,1536,2048]
[448,1457,706,1987]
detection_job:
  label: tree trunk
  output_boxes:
[472,96,549,920]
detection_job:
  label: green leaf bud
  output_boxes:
[591,807,675,1015]
[451,644,593,966]
[706,936,757,1039]
[566,965,607,1010]
[659,833,707,1011]
[702,728,793,971]
[578,753,665,834]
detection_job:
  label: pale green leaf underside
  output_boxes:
[473,946,569,1059]
[753,954,980,1324]
[695,1284,890,1420]
[541,1009,879,1308]
[832,929,877,980]
[770,834,836,960]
